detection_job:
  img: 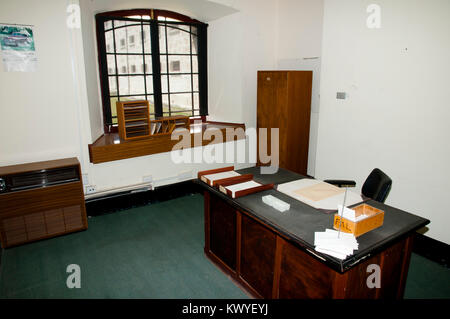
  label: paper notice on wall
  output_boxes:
[0,24,37,72]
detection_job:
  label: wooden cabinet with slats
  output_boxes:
[117,100,191,141]
[0,158,88,248]
[117,100,151,141]
[257,71,312,175]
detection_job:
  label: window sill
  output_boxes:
[88,121,246,164]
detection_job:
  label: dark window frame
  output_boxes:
[95,9,208,133]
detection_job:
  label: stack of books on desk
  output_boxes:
[314,229,359,260]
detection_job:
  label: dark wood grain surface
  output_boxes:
[257,71,312,175]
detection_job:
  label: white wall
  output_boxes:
[316,0,450,244]
[207,0,278,128]
[0,0,83,165]
[275,0,324,176]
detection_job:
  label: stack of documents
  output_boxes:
[314,229,359,260]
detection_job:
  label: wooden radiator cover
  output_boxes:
[0,158,88,248]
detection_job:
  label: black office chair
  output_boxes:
[324,168,392,203]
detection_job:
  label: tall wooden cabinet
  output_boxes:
[257,71,312,175]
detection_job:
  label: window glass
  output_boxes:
[167,25,190,54]
[97,10,206,128]
[169,74,191,93]
[168,56,191,73]
[118,75,145,95]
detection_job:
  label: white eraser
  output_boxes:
[262,195,290,212]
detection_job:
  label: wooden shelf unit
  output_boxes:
[117,100,151,141]
[151,115,190,136]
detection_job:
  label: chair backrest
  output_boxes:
[361,168,392,203]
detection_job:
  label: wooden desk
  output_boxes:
[198,167,429,299]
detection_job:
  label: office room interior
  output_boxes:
[0,0,449,301]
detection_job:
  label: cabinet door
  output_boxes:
[240,214,276,298]
[278,241,334,298]
[284,72,312,175]
[209,194,237,271]
[257,71,289,168]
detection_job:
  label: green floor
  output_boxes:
[0,193,449,299]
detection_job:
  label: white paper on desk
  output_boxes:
[277,179,363,210]
[202,171,240,185]
[315,231,358,248]
[225,180,261,198]
[314,229,358,260]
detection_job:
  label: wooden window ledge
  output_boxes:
[88,121,246,164]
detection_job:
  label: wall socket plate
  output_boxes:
[85,185,96,194]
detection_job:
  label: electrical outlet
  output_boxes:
[85,185,96,194]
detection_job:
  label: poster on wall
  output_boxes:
[0,24,37,72]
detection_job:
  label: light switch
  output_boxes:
[336,92,347,99]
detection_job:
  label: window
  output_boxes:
[96,9,208,131]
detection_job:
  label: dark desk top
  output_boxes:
[197,167,430,273]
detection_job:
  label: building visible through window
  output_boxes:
[170,60,180,72]
[96,9,208,130]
